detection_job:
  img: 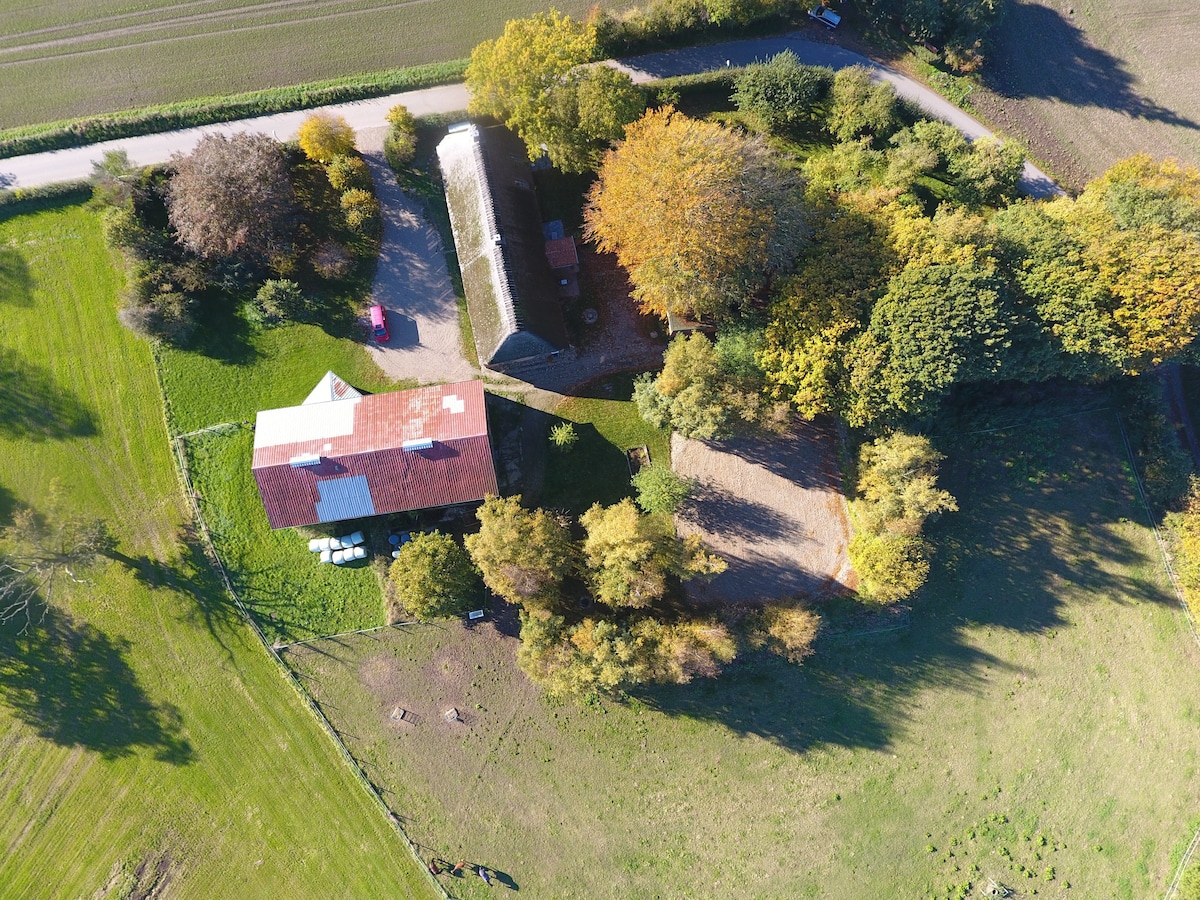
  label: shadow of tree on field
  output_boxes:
[983,4,1200,131]
[0,348,96,441]
[0,609,194,764]
[0,246,33,307]
[107,525,245,659]
[637,409,1176,754]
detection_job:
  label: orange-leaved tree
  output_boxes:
[584,106,804,322]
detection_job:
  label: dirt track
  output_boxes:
[672,422,854,604]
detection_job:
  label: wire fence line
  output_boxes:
[169,431,451,900]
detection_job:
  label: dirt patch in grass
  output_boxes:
[970,0,1200,189]
[672,419,854,603]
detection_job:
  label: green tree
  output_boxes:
[326,155,371,192]
[827,66,901,144]
[580,499,725,607]
[585,106,804,321]
[249,279,306,326]
[632,463,695,514]
[339,188,379,234]
[539,65,646,173]
[297,112,356,162]
[869,258,1014,422]
[466,10,607,167]
[849,531,931,603]
[734,52,833,133]
[950,137,1025,208]
[387,531,478,620]
[464,495,574,613]
[635,334,730,439]
[854,431,957,534]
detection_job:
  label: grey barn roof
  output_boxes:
[436,123,568,370]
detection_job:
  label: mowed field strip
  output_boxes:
[0,202,436,899]
[0,0,616,127]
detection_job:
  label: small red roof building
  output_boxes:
[252,376,498,529]
[544,236,579,271]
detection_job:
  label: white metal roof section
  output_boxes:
[442,394,465,414]
[303,370,363,405]
[313,475,376,522]
[254,397,359,449]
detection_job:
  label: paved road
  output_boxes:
[1,31,1060,196]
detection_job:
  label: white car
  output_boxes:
[808,5,841,27]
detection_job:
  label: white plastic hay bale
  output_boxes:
[332,549,346,564]
[319,549,333,564]
[352,546,366,560]
[349,530,365,546]
[318,536,332,551]
[392,549,401,559]
[329,537,343,550]
[308,538,322,552]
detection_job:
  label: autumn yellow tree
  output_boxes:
[584,106,805,322]
[465,10,641,170]
[297,112,355,162]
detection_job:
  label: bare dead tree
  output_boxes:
[0,508,115,633]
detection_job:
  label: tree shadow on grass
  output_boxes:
[0,348,96,440]
[0,608,193,764]
[983,4,1200,131]
[0,246,33,307]
[107,525,245,659]
[637,409,1176,754]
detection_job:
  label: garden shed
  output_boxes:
[251,375,498,529]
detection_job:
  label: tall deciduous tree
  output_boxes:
[464,495,574,613]
[827,66,901,144]
[539,65,646,173]
[465,10,643,170]
[167,133,297,264]
[580,499,725,608]
[387,531,478,620]
[585,106,804,321]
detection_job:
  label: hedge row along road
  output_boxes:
[0,31,1061,197]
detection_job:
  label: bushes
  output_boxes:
[632,463,694,514]
[246,279,307,327]
[298,113,356,163]
[339,188,380,235]
[325,155,371,192]
[383,104,418,171]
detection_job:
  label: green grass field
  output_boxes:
[286,409,1200,899]
[0,202,436,899]
[0,0,616,128]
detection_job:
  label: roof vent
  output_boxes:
[402,438,434,452]
[289,453,322,468]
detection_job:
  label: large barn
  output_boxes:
[436,122,569,371]
[251,374,498,529]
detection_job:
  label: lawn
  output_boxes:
[0,0,621,129]
[968,0,1200,189]
[285,408,1200,899]
[0,202,436,899]
[542,373,670,514]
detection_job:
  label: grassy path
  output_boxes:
[0,203,436,898]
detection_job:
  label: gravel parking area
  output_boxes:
[672,421,854,604]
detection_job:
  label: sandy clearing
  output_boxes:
[672,421,854,604]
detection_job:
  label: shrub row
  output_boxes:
[0,60,468,160]
[0,181,93,221]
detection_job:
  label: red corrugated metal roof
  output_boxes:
[544,236,578,270]
[251,380,498,529]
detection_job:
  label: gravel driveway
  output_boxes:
[673,421,854,604]
[358,126,478,385]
